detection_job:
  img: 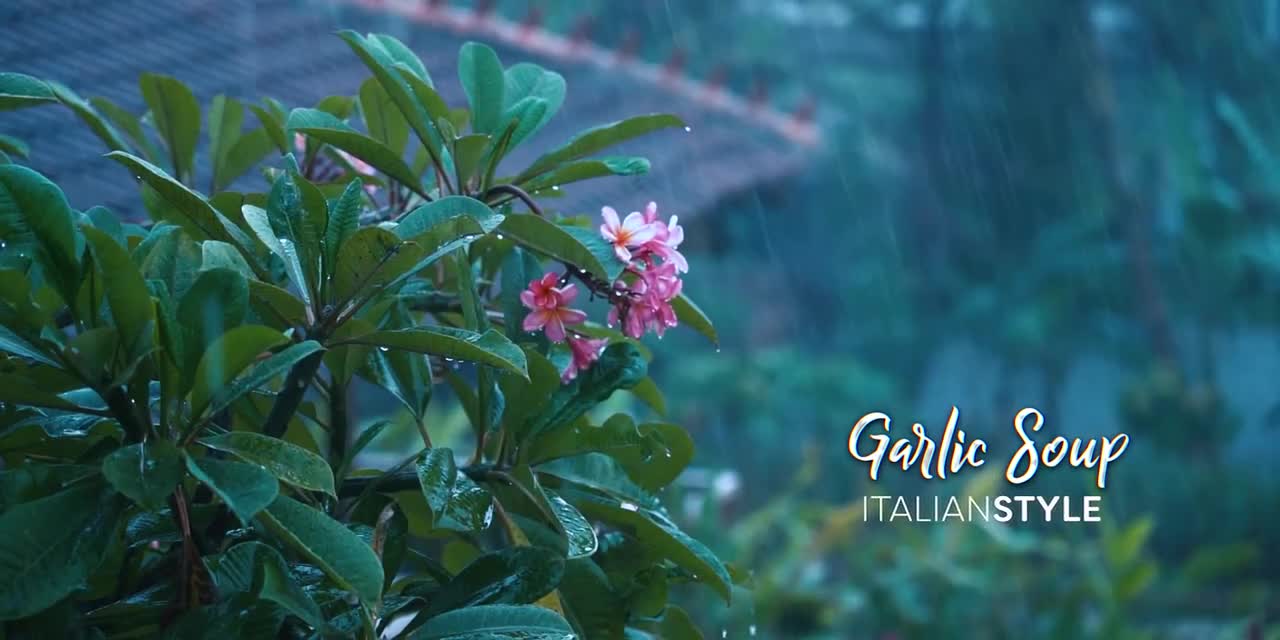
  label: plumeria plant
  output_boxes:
[0,32,727,639]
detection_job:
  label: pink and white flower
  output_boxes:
[563,336,608,382]
[599,206,658,263]
[637,201,688,273]
[520,272,586,343]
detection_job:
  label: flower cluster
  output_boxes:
[519,201,688,382]
[601,202,687,339]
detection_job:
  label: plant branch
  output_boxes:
[262,350,325,439]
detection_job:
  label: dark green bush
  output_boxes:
[0,31,726,639]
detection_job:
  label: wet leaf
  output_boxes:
[200,432,335,496]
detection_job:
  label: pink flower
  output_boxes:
[637,202,688,273]
[607,261,682,339]
[519,272,564,309]
[520,272,585,342]
[336,150,376,177]
[600,206,657,263]
[563,336,608,382]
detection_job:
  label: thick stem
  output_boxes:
[262,351,325,439]
[329,377,350,466]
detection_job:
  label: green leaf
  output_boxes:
[241,204,312,310]
[569,488,732,603]
[0,134,29,159]
[211,541,325,630]
[249,103,289,153]
[452,134,491,188]
[200,432,335,496]
[185,455,278,525]
[395,195,503,250]
[256,495,384,604]
[502,63,564,139]
[48,82,134,152]
[0,165,80,304]
[200,240,255,279]
[324,178,365,269]
[338,32,443,168]
[219,128,276,191]
[520,342,647,444]
[516,114,685,182]
[139,73,200,181]
[287,108,423,196]
[106,152,236,244]
[521,157,650,193]
[264,172,323,300]
[548,490,597,559]
[416,547,564,621]
[179,267,249,357]
[530,415,693,491]
[628,377,667,417]
[498,214,624,282]
[0,325,58,367]
[363,303,432,419]
[671,293,717,346]
[458,42,506,135]
[91,96,162,162]
[360,77,410,155]
[502,97,550,152]
[101,441,183,511]
[369,34,431,84]
[0,373,99,414]
[203,341,324,417]
[0,483,123,621]
[332,227,426,304]
[83,225,154,359]
[408,604,573,640]
[208,95,244,192]
[188,325,288,416]
[0,72,57,110]
[557,558,626,639]
[416,448,494,533]
[498,348,559,426]
[335,420,392,483]
[344,327,528,379]
[248,280,307,329]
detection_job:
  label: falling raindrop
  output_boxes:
[749,625,757,636]
[378,346,389,352]
[619,501,639,512]
[721,630,727,639]
[684,125,693,133]
[551,185,560,191]
[496,233,505,240]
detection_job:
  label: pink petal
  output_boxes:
[666,216,683,247]
[643,201,659,223]
[519,290,537,309]
[627,226,658,246]
[556,283,579,305]
[544,316,567,342]
[601,206,620,230]
[523,309,549,332]
[560,308,587,326]
[614,245,632,262]
[669,250,689,273]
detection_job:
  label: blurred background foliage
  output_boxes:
[545,0,1280,637]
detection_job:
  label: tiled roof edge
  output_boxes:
[340,0,820,147]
